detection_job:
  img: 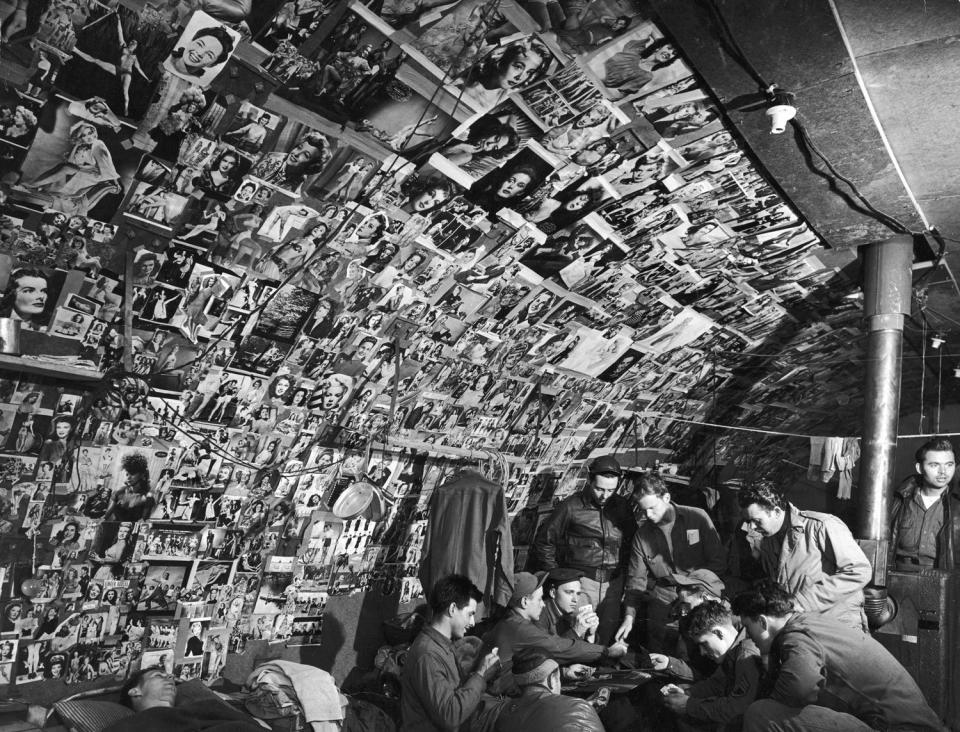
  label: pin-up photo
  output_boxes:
[162,12,241,87]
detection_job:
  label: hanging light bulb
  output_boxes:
[931,334,945,349]
[953,367,960,378]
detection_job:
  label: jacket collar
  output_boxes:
[896,474,960,503]
[578,490,604,510]
[785,503,811,532]
[422,625,454,651]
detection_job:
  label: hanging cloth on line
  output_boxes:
[808,436,861,499]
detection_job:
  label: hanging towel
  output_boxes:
[820,437,845,482]
[836,438,861,500]
[808,436,827,480]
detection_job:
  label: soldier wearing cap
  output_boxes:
[482,572,626,694]
[648,569,727,683]
[617,472,725,652]
[531,455,635,644]
[494,650,604,732]
[536,568,599,642]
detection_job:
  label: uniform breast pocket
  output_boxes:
[896,510,920,549]
[567,535,596,549]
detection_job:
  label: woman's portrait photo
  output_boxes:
[304,298,338,340]
[251,129,333,194]
[456,35,554,112]
[194,146,250,199]
[163,12,241,87]
[49,309,93,340]
[428,108,523,179]
[398,174,457,216]
[540,103,623,162]
[0,262,63,332]
[466,147,554,215]
[524,178,609,235]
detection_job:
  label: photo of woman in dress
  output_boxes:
[21,121,122,216]
[103,452,156,522]
[304,298,337,339]
[323,157,376,202]
[38,415,73,466]
[194,148,247,198]
[595,34,685,100]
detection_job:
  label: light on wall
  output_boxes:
[931,334,945,350]
[766,88,797,134]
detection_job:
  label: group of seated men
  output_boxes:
[400,437,960,731]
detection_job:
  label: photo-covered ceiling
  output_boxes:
[0,0,878,691]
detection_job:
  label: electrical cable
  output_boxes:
[919,315,927,433]
[703,0,772,92]
[790,118,911,234]
[937,343,943,433]
[703,0,919,238]
[914,227,948,285]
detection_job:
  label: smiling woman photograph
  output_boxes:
[163,13,240,86]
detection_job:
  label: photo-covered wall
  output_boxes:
[0,0,861,693]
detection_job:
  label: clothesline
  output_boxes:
[643,413,853,439]
[646,413,960,441]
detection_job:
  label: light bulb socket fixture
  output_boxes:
[765,87,796,134]
[931,335,945,350]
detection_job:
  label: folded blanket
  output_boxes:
[247,660,347,732]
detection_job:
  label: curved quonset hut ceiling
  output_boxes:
[649,0,953,249]
[649,0,960,431]
[0,0,948,491]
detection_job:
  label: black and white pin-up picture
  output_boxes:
[549,0,646,57]
[220,102,281,156]
[466,146,556,216]
[122,181,190,233]
[249,125,334,195]
[423,102,536,179]
[13,96,139,220]
[53,4,174,120]
[584,23,689,100]
[162,12,242,88]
